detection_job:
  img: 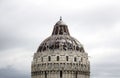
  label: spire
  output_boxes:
[55,16,65,25]
[52,17,70,35]
[60,16,62,21]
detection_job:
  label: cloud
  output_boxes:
[0,67,30,78]
[0,48,32,70]
[0,48,32,78]
[0,0,120,78]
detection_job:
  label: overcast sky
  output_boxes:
[0,0,120,78]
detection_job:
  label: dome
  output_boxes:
[37,18,85,52]
[55,17,66,25]
[32,18,90,78]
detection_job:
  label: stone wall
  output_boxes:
[31,50,90,78]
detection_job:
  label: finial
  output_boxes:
[60,16,62,21]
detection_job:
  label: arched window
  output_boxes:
[74,57,77,62]
[57,56,59,61]
[48,56,51,61]
[66,56,69,61]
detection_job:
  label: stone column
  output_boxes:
[65,71,67,78]
[69,71,72,78]
[71,71,74,78]
[63,71,65,78]
[67,71,70,78]
[47,71,50,78]
[79,74,82,78]
[39,72,41,78]
[41,72,43,78]
[57,71,60,78]
[51,71,54,78]
[55,71,58,78]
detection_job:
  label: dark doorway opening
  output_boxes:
[76,71,77,78]
[60,71,62,78]
[45,71,47,78]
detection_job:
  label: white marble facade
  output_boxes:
[31,18,90,78]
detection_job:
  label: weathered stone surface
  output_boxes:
[31,18,90,78]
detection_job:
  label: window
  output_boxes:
[76,46,79,51]
[66,56,68,61]
[57,56,59,61]
[74,57,77,62]
[48,56,51,61]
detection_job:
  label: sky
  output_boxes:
[0,0,120,78]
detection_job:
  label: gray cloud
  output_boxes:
[0,66,30,78]
[0,0,120,78]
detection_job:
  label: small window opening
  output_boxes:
[48,56,51,61]
[74,57,77,62]
[66,56,69,61]
[57,56,59,61]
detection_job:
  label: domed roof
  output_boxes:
[37,18,85,52]
[55,17,66,25]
